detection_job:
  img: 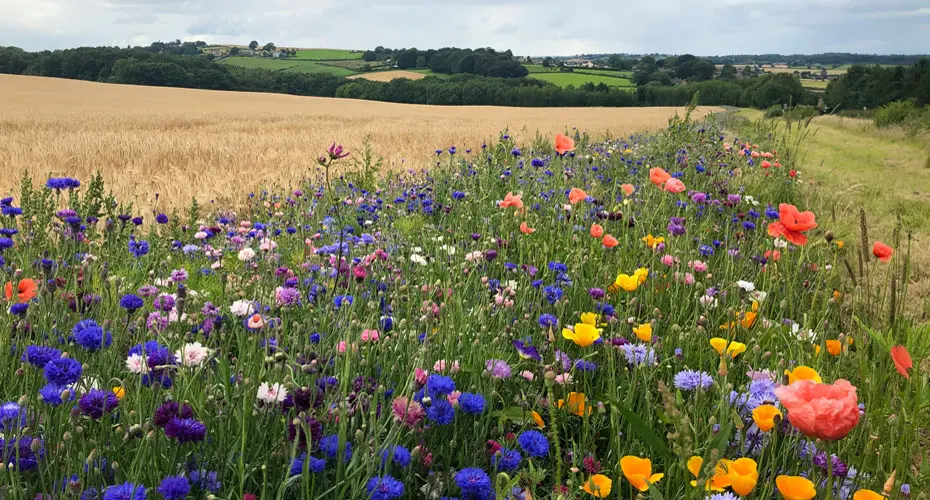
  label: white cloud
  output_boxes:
[0,0,927,54]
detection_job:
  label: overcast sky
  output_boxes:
[1,0,928,56]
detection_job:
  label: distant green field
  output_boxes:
[218,57,357,77]
[529,72,633,88]
[294,49,363,60]
[574,69,634,78]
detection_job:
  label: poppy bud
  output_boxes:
[824,231,835,242]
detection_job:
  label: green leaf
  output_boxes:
[646,481,666,500]
[855,316,890,352]
[611,400,673,460]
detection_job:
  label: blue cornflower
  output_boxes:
[699,244,715,256]
[455,468,492,499]
[103,483,146,500]
[9,303,27,316]
[517,430,549,458]
[290,453,327,475]
[333,295,354,308]
[379,445,411,469]
[38,383,74,406]
[706,493,740,500]
[573,360,598,372]
[156,475,190,499]
[426,374,456,397]
[155,214,169,224]
[43,357,82,385]
[22,345,62,367]
[319,435,353,462]
[119,294,144,313]
[128,237,150,258]
[425,399,455,425]
[46,178,81,190]
[673,370,714,391]
[164,417,207,443]
[78,389,119,420]
[543,285,563,305]
[188,470,220,493]
[492,447,522,472]
[0,237,13,250]
[72,319,112,351]
[0,435,42,471]
[0,402,26,431]
[458,393,486,415]
[538,314,558,328]
[366,475,405,500]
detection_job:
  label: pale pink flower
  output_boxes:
[361,329,380,342]
[447,391,461,407]
[689,260,708,272]
[194,231,208,240]
[520,370,535,382]
[414,368,428,385]
[125,353,148,374]
[684,272,695,285]
[660,254,676,267]
[257,382,287,404]
[433,360,461,373]
[176,342,213,367]
[337,341,347,353]
[247,314,264,330]
[391,396,425,428]
[259,238,277,251]
[554,373,573,385]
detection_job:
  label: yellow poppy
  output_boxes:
[562,323,602,347]
[752,404,782,432]
[613,273,640,292]
[581,474,612,498]
[557,392,588,416]
[784,366,822,385]
[620,456,664,492]
[642,234,665,249]
[710,338,746,358]
[580,312,600,326]
[531,411,545,428]
[634,267,649,284]
[112,386,126,401]
[727,458,759,496]
[633,323,653,343]
[776,475,817,500]
[686,456,730,491]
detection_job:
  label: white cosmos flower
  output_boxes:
[177,342,213,367]
[257,382,288,404]
[699,294,718,308]
[410,254,427,266]
[773,239,788,248]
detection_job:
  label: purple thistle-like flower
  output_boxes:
[164,417,207,443]
[673,370,714,391]
[78,389,119,420]
[485,359,512,379]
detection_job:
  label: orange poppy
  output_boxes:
[531,411,545,428]
[568,188,588,204]
[664,178,686,193]
[581,474,612,498]
[776,475,816,500]
[853,490,884,500]
[590,223,604,239]
[602,235,618,248]
[826,339,843,356]
[620,456,664,492]
[621,184,635,196]
[649,168,671,187]
[499,192,524,209]
[4,278,38,303]
[555,133,575,155]
[890,345,912,379]
[519,221,535,234]
[767,203,817,246]
[557,392,589,416]
[872,241,893,263]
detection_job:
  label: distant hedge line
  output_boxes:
[0,45,820,109]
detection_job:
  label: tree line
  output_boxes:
[704,53,928,67]
[823,59,930,110]
[361,47,528,78]
[1,45,813,108]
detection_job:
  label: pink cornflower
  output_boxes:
[415,368,428,385]
[361,329,380,342]
[689,260,708,272]
[447,391,461,407]
[660,254,676,267]
[391,396,425,428]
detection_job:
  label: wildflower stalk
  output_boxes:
[544,372,564,490]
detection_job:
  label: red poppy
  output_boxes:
[664,178,686,193]
[602,235,619,248]
[590,223,604,239]
[767,203,817,246]
[568,188,588,204]
[872,241,893,263]
[4,278,38,303]
[555,134,575,155]
[649,168,671,187]
[890,345,912,379]
[519,221,535,234]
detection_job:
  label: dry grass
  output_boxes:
[0,74,721,210]
[347,70,427,82]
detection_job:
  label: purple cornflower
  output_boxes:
[153,294,175,312]
[164,417,206,443]
[673,370,713,391]
[667,217,686,236]
[538,314,558,328]
[485,359,512,379]
[588,287,605,300]
[275,286,301,307]
[169,268,188,283]
[78,389,119,420]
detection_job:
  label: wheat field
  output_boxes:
[0,74,721,209]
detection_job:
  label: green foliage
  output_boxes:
[825,59,930,110]
[764,105,784,118]
[874,99,919,128]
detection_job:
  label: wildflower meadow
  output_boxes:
[0,108,927,500]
